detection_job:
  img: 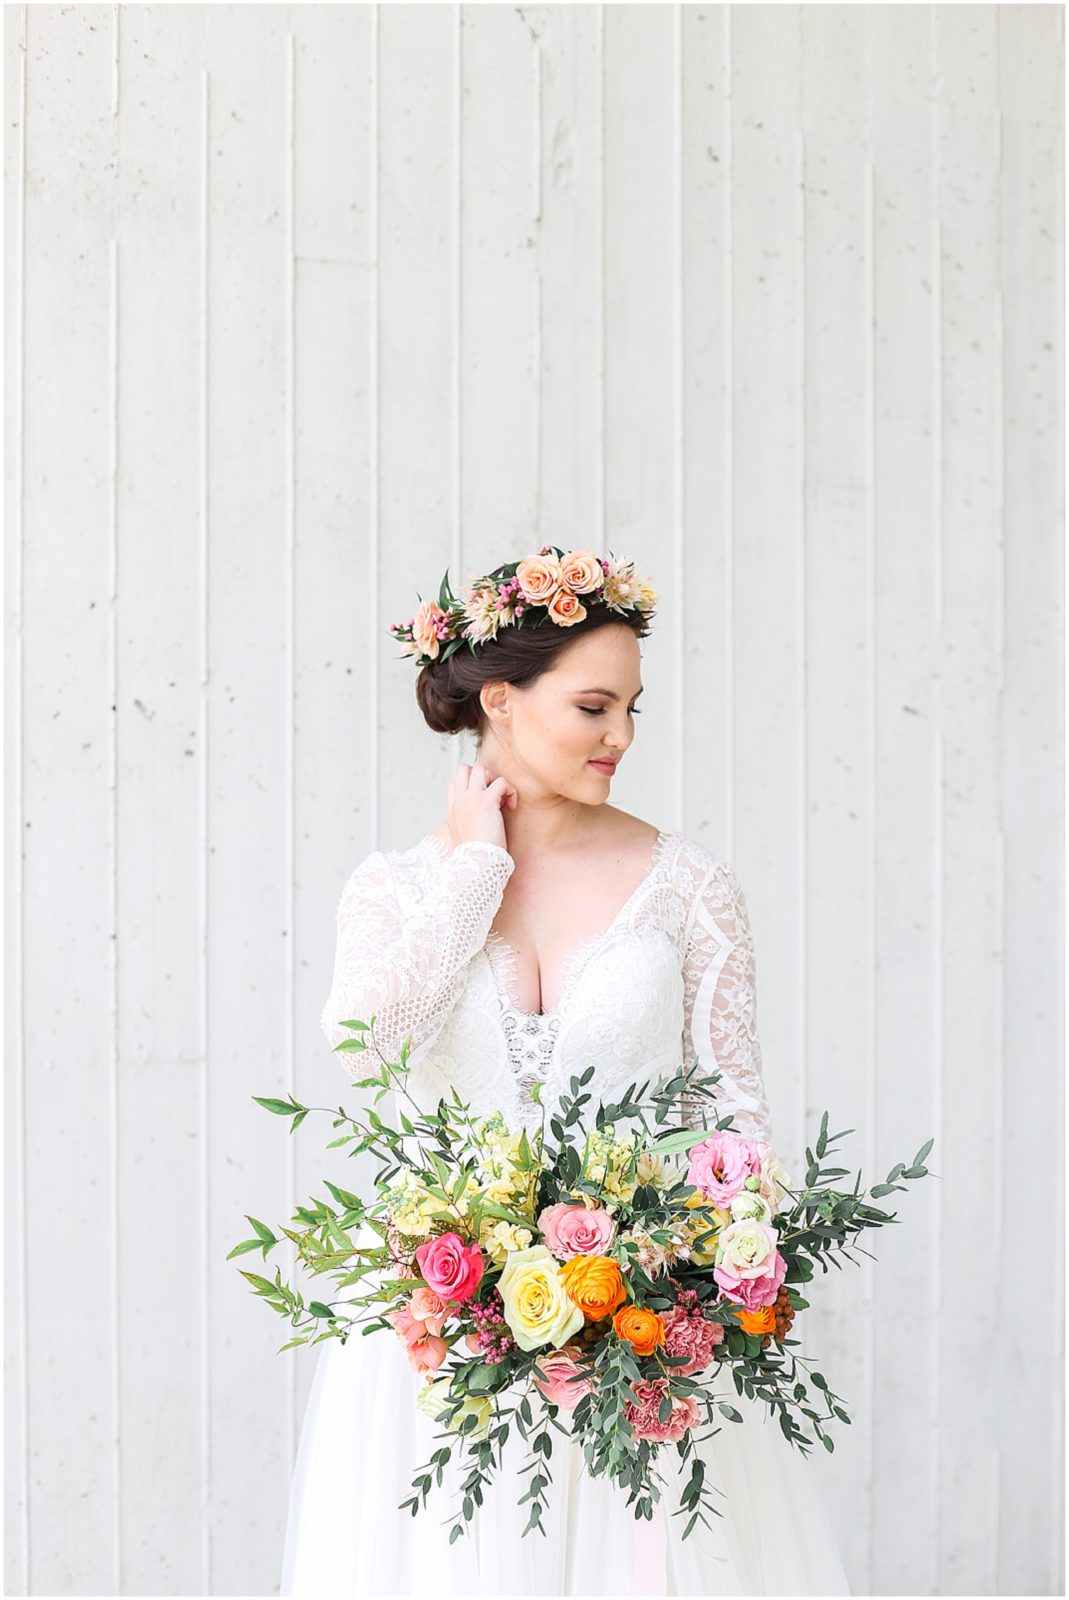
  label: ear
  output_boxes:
[479,680,511,726]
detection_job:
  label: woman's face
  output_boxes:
[477,624,643,803]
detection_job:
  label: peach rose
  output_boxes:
[545,589,587,626]
[387,1304,449,1378]
[515,555,563,603]
[559,1254,628,1321]
[407,1285,450,1338]
[559,550,604,594]
[611,1303,666,1357]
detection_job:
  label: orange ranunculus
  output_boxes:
[611,1303,666,1357]
[560,1254,628,1321]
[734,1303,776,1336]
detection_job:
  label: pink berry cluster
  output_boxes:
[388,613,455,643]
[494,574,526,614]
[466,1288,517,1364]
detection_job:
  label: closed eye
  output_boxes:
[580,706,642,716]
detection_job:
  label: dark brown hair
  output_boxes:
[415,608,649,740]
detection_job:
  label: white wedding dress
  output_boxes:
[280,830,851,1596]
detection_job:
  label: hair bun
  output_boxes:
[415,659,482,737]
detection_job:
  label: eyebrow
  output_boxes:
[574,686,644,700]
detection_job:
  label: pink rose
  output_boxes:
[686,1131,763,1207]
[413,1230,485,1305]
[387,1304,448,1377]
[714,1249,787,1311]
[538,1202,617,1260]
[532,1344,595,1411]
[661,1306,725,1376]
[624,1378,701,1443]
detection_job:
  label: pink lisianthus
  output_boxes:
[624,1378,701,1443]
[661,1304,725,1376]
[538,1201,617,1260]
[686,1131,763,1207]
[387,1303,449,1378]
[413,1230,485,1305]
[532,1343,595,1411]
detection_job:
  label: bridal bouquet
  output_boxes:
[230,1020,933,1544]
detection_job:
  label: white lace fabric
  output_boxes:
[320,829,773,1146]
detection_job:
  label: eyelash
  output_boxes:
[581,706,642,717]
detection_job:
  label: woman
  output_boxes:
[280,548,850,1595]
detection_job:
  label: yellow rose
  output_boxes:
[559,550,603,594]
[684,1194,730,1266]
[497,1245,586,1352]
[416,1377,493,1442]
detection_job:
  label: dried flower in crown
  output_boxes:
[386,544,658,667]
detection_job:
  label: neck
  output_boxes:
[471,741,613,859]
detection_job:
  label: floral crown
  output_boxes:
[387,545,658,668]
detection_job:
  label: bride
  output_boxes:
[280,548,851,1596]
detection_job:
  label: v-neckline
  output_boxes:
[421,826,673,1020]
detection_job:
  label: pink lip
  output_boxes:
[589,759,618,771]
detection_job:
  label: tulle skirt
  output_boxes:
[280,1223,851,1597]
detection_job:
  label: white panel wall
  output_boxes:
[4,5,1063,1595]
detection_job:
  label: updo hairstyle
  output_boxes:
[415,607,648,741]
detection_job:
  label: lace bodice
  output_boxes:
[320,829,773,1145]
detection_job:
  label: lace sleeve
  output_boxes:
[679,857,773,1144]
[320,839,515,1076]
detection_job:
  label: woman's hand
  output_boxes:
[445,762,518,853]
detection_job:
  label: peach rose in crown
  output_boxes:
[515,555,563,603]
[538,1201,617,1260]
[559,550,604,594]
[546,589,587,626]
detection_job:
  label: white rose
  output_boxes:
[729,1189,773,1225]
[715,1218,778,1279]
[758,1147,793,1213]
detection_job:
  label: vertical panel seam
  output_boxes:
[15,10,29,1591]
[930,12,946,1590]
[198,55,212,1598]
[675,4,684,830]
[284,22,297,1475]
[371,6,381,843]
